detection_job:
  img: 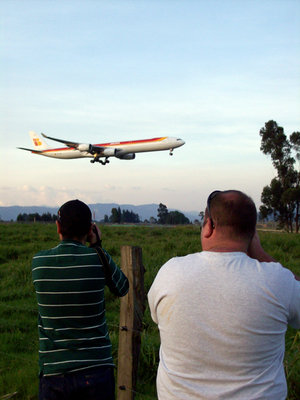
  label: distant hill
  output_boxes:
[0,203,200,223]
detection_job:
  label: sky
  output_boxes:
[1,0,300,214]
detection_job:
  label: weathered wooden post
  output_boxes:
[117,246,146,400]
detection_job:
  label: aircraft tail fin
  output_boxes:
[29,131,50,150]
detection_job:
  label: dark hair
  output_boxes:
[209,190,257,240]
[58,199,92,239]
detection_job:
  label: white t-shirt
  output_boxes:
[148,251,300,400]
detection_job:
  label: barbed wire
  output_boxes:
[0,303,154,335]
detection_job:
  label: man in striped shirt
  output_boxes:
[32,199,129,400]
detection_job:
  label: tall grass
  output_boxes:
[0,224,299,399]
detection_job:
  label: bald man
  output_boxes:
[148,190,300,400]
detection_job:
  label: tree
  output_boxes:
[290,131,300,164]
[157,203,189,225]
[109,207,121,223]
[198,211,205,225]
[108,207,140,223]
[260,120,294,182]
[41,212,54,222]
[166,211,190,225]
[259,121,300,232]
[157,203,169,224]
[120,209,140,223]
[17,213,28,222]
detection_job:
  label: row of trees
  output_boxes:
[17,213,57,222]
[259,120,300,233]
[103,205,190,225]
[16,207,191,225]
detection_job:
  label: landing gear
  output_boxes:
[169,148,174,156]
[90,156,110,165]
[99,158,110,165]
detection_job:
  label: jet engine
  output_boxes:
[77,143,92,152]
[102,148,116,157]
[115,152,136,160]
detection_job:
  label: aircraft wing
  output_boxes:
[41,133,105,154]
[17,147,43,154]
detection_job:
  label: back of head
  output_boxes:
[58,199,92,239]
[210,190,257,241]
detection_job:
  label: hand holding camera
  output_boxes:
[88,223,102,247]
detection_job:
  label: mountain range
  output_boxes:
[0,203,200,223]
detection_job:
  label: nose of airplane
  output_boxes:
[177,138,185,147]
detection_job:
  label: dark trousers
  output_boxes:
[39,366,115,400]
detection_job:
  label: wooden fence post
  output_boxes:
[117,246,146,400]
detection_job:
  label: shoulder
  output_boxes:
[161,252,206,268]
[248,259,299,304]
[32,247,57,259]
[153,252,202,282]
[257,259,295,280]
[32,246,59,270]
[32,242,98,260]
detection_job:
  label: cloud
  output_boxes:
[0,185,103,207]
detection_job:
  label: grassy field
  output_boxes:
[0,223,299,399]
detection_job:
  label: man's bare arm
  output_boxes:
[247,232,276,262]
[248,231,300,281]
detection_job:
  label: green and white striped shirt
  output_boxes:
[32,240,129,376]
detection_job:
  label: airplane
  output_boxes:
[18,131,185,165]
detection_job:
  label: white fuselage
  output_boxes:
[37,137,184,159]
